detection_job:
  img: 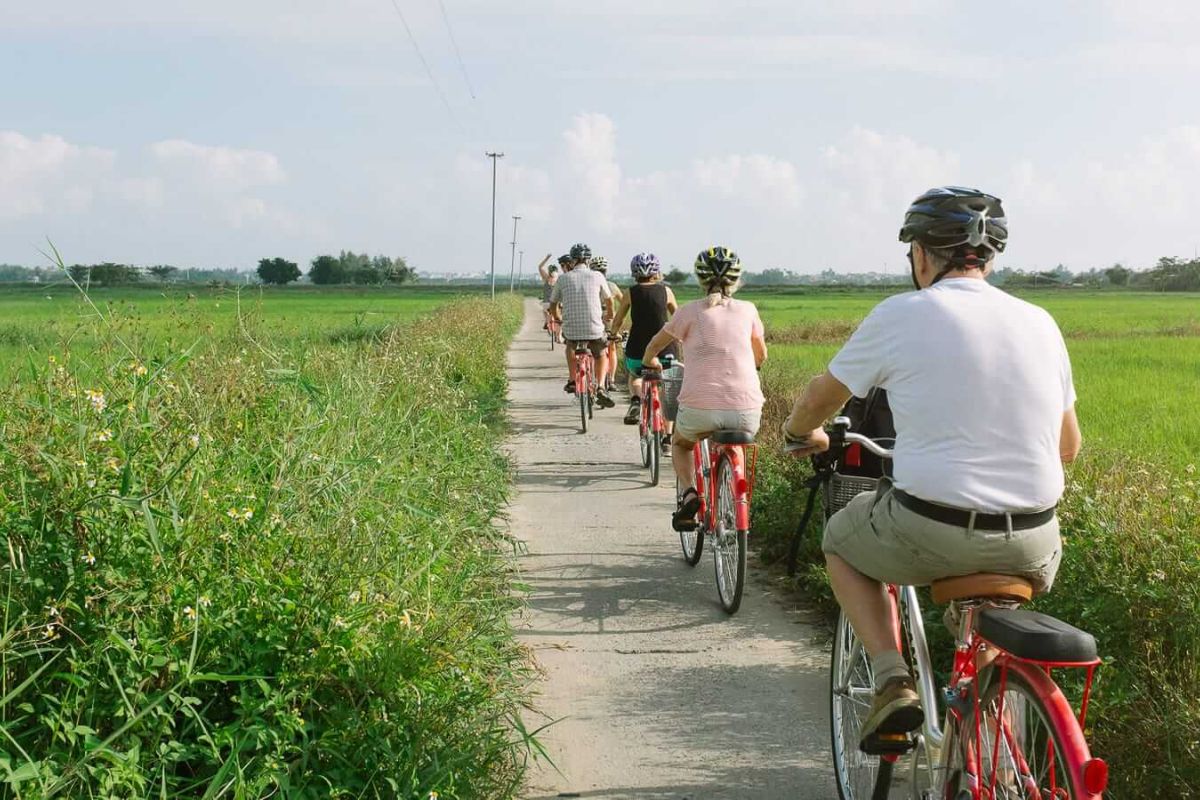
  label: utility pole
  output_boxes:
[508,215,522,292]
[517,250,524,289]
[486,152,504,298]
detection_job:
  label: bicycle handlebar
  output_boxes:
[783,415,895,458]
[639,354,681,378]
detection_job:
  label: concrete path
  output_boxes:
[507,300,836,799]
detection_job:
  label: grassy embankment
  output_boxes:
[0,288,530,798]
[744,288,1200,797]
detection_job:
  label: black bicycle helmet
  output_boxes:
[557,254,572,267]
[694,246,742,289]
[900,186,1007,287]
[569,243,592,261]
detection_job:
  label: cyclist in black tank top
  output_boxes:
[609,253,678,428]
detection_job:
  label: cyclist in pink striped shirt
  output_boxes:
[642,247,767,529]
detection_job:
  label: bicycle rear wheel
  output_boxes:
[676,475,703,565]
[578,388,588,433]
[830,610,893,800]
[713,454,747,614]
[947,664,1087,800]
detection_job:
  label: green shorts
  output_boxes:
[821,480,1062,593]
[625,357,643,374]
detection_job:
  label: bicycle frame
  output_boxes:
[888,584,1103,799]
[574,349,595,396]
[640,378,664,437]
[692,438,756,532]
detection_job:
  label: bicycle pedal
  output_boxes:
[860,732,914,756]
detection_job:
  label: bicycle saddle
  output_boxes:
[931,573,1034,604]
[711,430,755,445]
[976,608,1098,664]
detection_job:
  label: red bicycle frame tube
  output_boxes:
[692,442,755,532]
[575,351,594,395]
[951,641,1101,800]
[641,380,663,436]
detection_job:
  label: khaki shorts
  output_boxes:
[821,480,1061,593]
[674,406,761,443]
[566,338,606,358]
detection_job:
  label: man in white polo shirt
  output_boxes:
[782,186,1082,750]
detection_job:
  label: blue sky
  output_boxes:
[3,1,1200,274]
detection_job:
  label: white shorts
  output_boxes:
[673,406,762,443]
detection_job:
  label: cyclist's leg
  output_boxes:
[624,357,643,424]
[593,340,615,406]
[564,340,578,391]
[823,486,954,740]
[671,407,718,523]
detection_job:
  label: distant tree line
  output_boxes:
[305,251,415,285]
[0,251,418,288]
[4,255,1199,291]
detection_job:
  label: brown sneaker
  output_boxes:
[859,677,923,753]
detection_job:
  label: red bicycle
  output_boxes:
[675,430,756,614]
[636,355,676,486]
[815,418,1107,800]
[573,345,596,433]
[547,315,561,350]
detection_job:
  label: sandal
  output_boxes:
[672,488,701,531]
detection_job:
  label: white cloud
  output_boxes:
[150,140,285,194]
[0,132,115,219]
[0,131,306,264]
[561,113,624,232]
[691,154,803,208]
[642,33,1000,79]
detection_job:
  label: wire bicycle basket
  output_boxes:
[660,364,684,422]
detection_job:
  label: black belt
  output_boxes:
[892,489,1056,531]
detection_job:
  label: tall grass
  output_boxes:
[0,295,529,798]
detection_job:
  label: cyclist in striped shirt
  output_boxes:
[549,243,616,408]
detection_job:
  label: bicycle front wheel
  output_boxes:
[713,454,747,614]
[947,663,1089,800]
[677,475,703,566]
[830,610,893,800]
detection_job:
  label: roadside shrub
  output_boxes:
[0,296,529,798]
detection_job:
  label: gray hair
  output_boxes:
[920,244,995,275]
[704,278,742,307]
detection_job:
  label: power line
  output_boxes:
[386,0,463,133]
[437,0,477,100]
